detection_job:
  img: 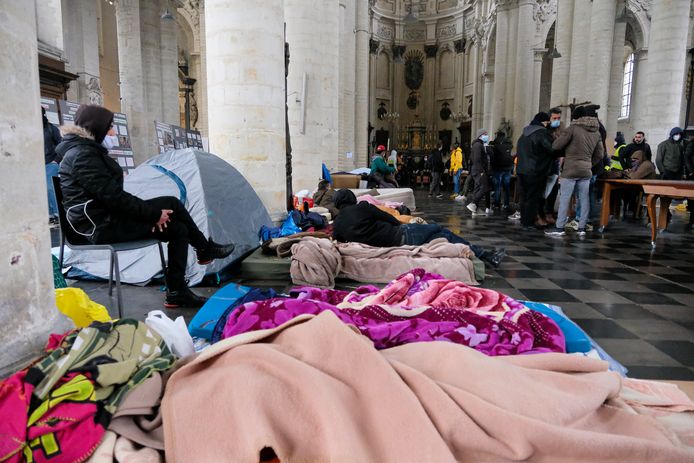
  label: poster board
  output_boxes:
[155,121,204,152]
[109,112,136,174]
[58,100,81,126]
[40,97,60,125]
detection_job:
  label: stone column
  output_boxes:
[37,0,64,59]
[469,41,482,134]
[0,0,70,376]
[354,0,370,168]
[606,20,627,139]
[115,0,148,164]
[550,0,574,108]
[483,72,494,131]
[205,0,287,221]
[424,44,438,132]
[532,49,546,114]
[645,0,693,145]
[512,0,534,128]
[285,0,340,190]
[567,0,592,103]
[491,5,509,133]
[63,0,102,105]
[338,1,356,170]
[631,49,649,133]
[160,13,179,125]
[586,0,617,120]
[504,5,518,122]
[197,2,209,136]
[140,0,164,124]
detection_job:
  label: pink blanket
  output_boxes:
[165,313,694,462]
[223,270,565,355]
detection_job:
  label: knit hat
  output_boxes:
[584,104,600,118]
[530,112,550,126]
[476,128,489,139]
[333,189,357,210]
[74,104,114,144]
[571,106,586,120]
[615,132,626,146]
[670,127,684,138]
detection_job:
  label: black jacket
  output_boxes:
[57,126,160,241]
[332,202,402,248]
[428,149,445,173]
[623,142,652,164]
[516,124,555,177]
[470,139,489,176]
[43,122,62,164]
[491,136,514,171]
[685,141,694,179]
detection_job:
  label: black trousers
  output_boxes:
[519,174,544,227]
[471,173,489,206]
[92,196,208,291]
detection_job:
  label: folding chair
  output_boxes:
[52,177,166,318]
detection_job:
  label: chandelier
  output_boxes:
[383,111,401,122]
[451,111,471,122]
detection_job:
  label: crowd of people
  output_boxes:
[367,105,694,235]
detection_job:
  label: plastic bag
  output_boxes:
[145,310,195,357]
[55,287,112,328]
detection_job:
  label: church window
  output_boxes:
[620,53,635,118]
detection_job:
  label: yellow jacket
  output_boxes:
[450,147,463,172]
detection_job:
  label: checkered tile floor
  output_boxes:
[417,189,694,380]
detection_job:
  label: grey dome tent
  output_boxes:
[61,149,272,285]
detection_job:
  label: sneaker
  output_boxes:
[466,203,478,213]
[577,228,586,236]
[164,286,209,309]
[544,227,566,236]
[436,194,443,199]
[484,208,492,214]
[508,211,521,220]
[450,194,458,199]
[585,223,594,232]
[565,219,579,231]
[455,195,467,202]
[482,248,507,268]
[196,239,236,265]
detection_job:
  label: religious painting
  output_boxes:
[404,50,425,90]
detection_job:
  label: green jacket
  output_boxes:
[370,155,395,176]
[656,139,683,175]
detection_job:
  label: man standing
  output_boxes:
[428,143,445,199]
[466,129,491,215]
[449,142,464,200]
[545,106,604,236]
[623,131,653,164]
[516,112,554,229]
[490,130,514,210]
[656,127,685,180]
[43,107,62,225]
[540,107,563,225]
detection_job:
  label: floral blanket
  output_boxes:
[222,269,565,355]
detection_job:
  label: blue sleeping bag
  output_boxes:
[188,283,252,340]
[522,300,592,353]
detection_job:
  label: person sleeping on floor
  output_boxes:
[331,190,506,267]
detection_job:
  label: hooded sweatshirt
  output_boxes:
[552,116,603,179]
[627,150,656,180]
[656,127,684,175]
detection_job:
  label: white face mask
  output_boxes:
[673,134,681,142]
[102,135,119,150]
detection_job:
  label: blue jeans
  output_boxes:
[492,169,512,207]
[575,175,597,222]
[45,162,59,218]
[453,169,462,194]
[400,223,484,257]
[557,178,590,229]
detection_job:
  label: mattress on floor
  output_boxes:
[351,188,416,211]
[240,247,292,281]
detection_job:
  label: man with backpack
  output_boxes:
[490,130,513,210]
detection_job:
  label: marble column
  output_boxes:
[645,0,693,146]
[354,0,370,168]
[63,0,102,105]
[115,0,148,164]
[160,13,179,125]
[491,5,509,133]
[338,1,356,170]
[0,0,70,376]
[567,0,592,104]
[550,0,574,108]
[512,0,535,128]
[606,20,627,140]
[586,0,617,120]
[205,0,286,220]
[285,0,340,190]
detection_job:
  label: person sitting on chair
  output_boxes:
[57,104,235,309]
[331,190,506,267]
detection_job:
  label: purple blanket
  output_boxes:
[222,270,565,356]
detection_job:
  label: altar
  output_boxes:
[394,116,437,153]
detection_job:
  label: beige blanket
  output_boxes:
[290,237,477,288]
[162,312,694,463]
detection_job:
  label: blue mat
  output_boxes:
[189,283,252,340]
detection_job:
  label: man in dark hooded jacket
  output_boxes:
[516,112,554,229]
[57,104,235,308]
[656,127,685,180]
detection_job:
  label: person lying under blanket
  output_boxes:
[332,190,506,267]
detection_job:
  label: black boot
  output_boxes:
[196,238,235,265]
[165,286,209,309]
[482,248,506,268]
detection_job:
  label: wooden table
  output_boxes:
[598,179,693,233]
[642,183,694,246]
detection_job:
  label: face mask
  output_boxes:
[480,135,489,144]
[673,134,681,142]
[102,135,118,150]
[550,120,560,128]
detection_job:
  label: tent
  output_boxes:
[62,149,272,286]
